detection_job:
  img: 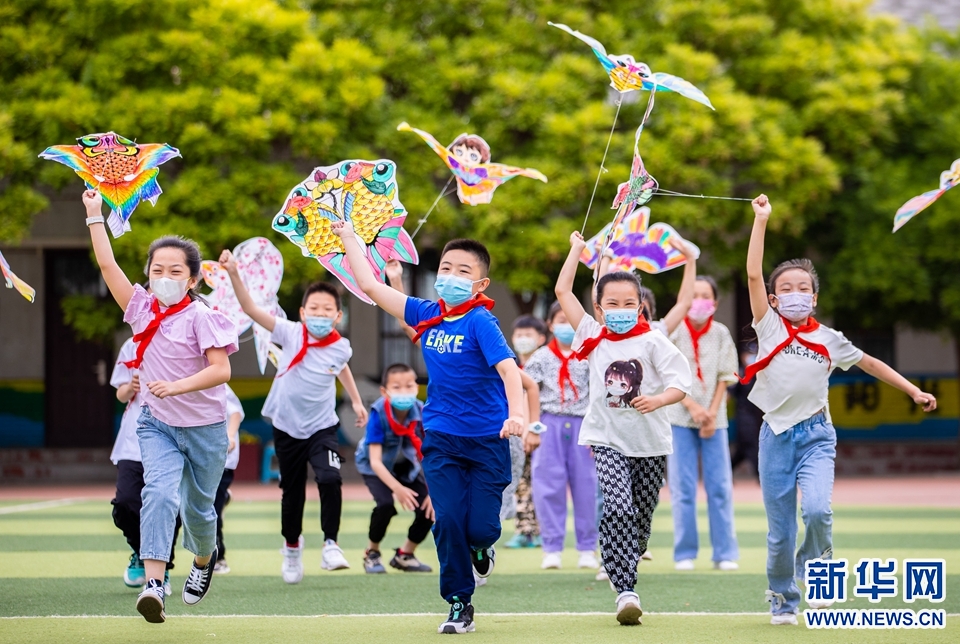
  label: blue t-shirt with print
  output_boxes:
[405,296,515,437]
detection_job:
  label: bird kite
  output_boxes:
[893,158,960,232]
[39,132,180,238]
[0,250,35,302]
[272,159,419,304]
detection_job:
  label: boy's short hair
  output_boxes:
[597,271,643,303]
[441,239,491,276]
[381,363,416,387]
[302,281,342,310]
[512,314,547,336]
[546,301,563,324]
[767,259,819,294]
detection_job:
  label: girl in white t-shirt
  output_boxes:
[745,195,937,625]
[556,231,692,626]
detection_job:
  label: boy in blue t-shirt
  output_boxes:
[355,363,434,574]
[333,221,524,635]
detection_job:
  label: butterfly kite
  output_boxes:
[39,132,180,238]
[397,122,547,206]
[272,159,419,304]
[0,250,35,302]
[581,206,700,274]
[893,158,960,232]
[201,237,285,373]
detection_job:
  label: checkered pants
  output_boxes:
[594,447,665,594]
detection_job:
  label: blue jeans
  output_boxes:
[421,429,511,604]
[667,426,739,562]
[137,406,227,562]
[758,412,835,615]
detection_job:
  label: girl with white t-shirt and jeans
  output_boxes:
[745,195,937,625]
[556,231,692,626]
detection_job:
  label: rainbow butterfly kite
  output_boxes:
[893,158,960,232]
[0,249,35,302]
[581,206,700,274]
[40,132,180,237]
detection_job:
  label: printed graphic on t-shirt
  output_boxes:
[604,359,643,408]
[782,343,829,365]
[423,328,464,355]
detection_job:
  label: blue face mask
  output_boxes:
[603,308,639,334]
[390,394,418,412]
[552,323,576,345]
[434,274,479,306]
[304,316,335,339]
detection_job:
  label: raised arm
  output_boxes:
[219,249,277,332]
[384,260,418,342]
[747,195,772,324]
[331,220,408,320]
[82,190,134,310]
[555,231,589,330]
[660,239,698,335]
[857,354,937,412]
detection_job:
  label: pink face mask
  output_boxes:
[688,298,716,324]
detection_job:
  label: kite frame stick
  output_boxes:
[580,97,624,234]
[411,175,455,239]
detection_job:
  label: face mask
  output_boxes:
[775,292,814,322]
[744,353,758,366]
[552,323,576,345]
[304,316,335,338]
[513,336,539,355]
[150,278,190,307]
[606,381,629,397]
[688,298,717,324]
[434,275,480,306]
[390,394,418,412]
[602,308,639,334]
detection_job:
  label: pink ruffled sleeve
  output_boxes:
[122,284,154,334]
[196,306,239,356]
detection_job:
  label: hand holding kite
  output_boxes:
[0,250,35,302]
[893,158,960,232]
[39,132,180,238]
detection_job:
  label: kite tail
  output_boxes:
[319,252,375,305]
[101,168,162,238]
[365,216,420,279]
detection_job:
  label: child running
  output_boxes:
[356,363,435,574]
[332,220,524,635]
[83,190,238,624]
[556,230,692,626]
[219,249,367,582]
[744,195,937,625]
[526,301,598,571]
[212,384,244,574]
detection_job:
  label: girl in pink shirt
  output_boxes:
[83,190,238,624]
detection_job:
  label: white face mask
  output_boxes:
[150,277,190,306]
[513,337,540,355]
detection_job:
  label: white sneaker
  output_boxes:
[136,579,166,623]
[714,560,739,571]
[770,613,799,625]
[541,552,562,570]
[615,591,643,625]
[806,598,835,609]
[281,536,304,584]
[321,540,350,570]
[674,559,695,571]
[473,570,487,587]
[578,551,599,569]
[641,550,653,561]
[595,568,609,582]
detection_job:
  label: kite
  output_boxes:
[201,237,285,374]
[893,158,960,232]
[39,132,180,238]
[272,159,419,304]
[0,250,35,302]
[580,206,700,274]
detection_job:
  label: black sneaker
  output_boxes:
[363,549,386,574]
[471,547,495,578]
[437,597,475,634]
[136,578,166,624]
[182,548,217,606]
[389,549,433,573]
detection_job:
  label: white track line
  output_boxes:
[4,612,959,619]
[0,498,86,515]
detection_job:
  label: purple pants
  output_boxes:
[530,413,598,553]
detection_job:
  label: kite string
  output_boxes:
[411,175,455,239]
[580,97,624,235]
[655,189,752,202]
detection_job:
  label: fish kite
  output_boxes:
[201,237,285,374]
[272,159,419,304]
[39,132,180,238]
[581,206,700,274]
[397,122,547,206]
[893,158,960,232]
[0,250,35,302]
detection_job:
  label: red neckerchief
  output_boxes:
[574,318,652,360]
[383,400,423,461]
[547,337,580,403]
[122,295,192,369]
[740,316,831,384]
[411,294,495,344]
[684,316,713,382]
[278,324,342,377]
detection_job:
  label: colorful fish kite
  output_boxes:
[39,132,180,238]
[272,159,419,304]
[201,237,285,374]
[0,250,35,302]
[893,158,960,232]
[580,206,700,274]
[397,122,547,206]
